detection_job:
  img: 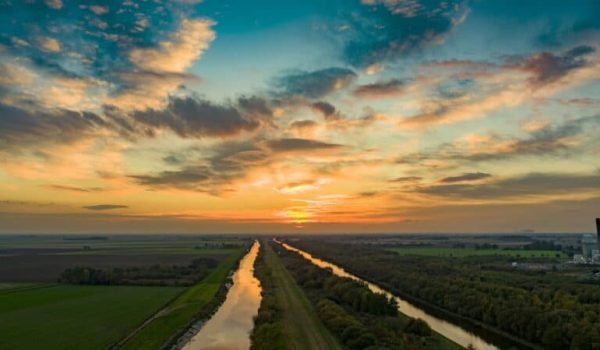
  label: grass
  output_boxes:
[389,247,566,258]
[0,284,183,350]
[263,242,342,350]
[119,247,245,349]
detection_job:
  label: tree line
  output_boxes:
[292,240,600,350]
[59,257,218,286]
[273,242,459,350]
[250,244,285,350]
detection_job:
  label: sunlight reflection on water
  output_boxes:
[182,241,261,350]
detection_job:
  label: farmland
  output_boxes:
[0,284,183,350]
[0,235,245,282]
[389,246,567,258]
[0,235,248,350]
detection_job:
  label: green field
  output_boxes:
[390,247,566,258]
[0,284,183,350]
[263,243,342,350]
[119,247,245,349]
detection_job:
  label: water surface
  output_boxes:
[183,241,261,350]
[276,239,500,350]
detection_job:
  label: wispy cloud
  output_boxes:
[83,204,128,210]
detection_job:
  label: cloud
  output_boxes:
[48,185,103,193]
[130,141,269,193]
[276,67,357,99]
[0,102,107,151]
[275,179,328,194]
[131,96,261,138]
[290,120,318,130]
[266,138,344,153]
[418,172,600,200]
[440,172,491,183]
[389,176,422,183]
[89,5,109,15]
[131,166,213,189]
[44,0,62,10]
[399,115,600,165]
[236,95,276,123]
[0,2,217,111]
[398,115,600,175]
[128,18,215,74]
[37,37,61,52]
[510,45,596,87]
[342,0,469,68]
[310,101,340,120]
[83,204,128,210]
[353,78,404,98]
[458,115,600,162]
[357,191,379,198]
[110,18,216,110]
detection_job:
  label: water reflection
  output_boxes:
[276,239,499,350]
[183,241,261,350]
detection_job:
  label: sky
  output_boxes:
[0,0,599,234]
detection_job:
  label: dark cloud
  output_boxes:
[342,0,469,68]
[131,166,213,188]
[276,68,357,99]
[358,191,379,198]
[353,79,404,98]
[418,173,600,200]
[131,96,261,138]
[131,141,269,193]
[236,95,275,121]
[83,204,128,210]
[310,101,340,120]
[266,138,344,152]
[440,172,492,183]
[436,79,475,99]
[48,185,103,192]
[290,120,318,130]
[466,115,599,162]
[399,115,600,164]
[389,176,422,183]
[0,102,108,151]
[511,45,596,86]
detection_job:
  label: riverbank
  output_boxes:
[281,239,540,350]
[252,241,342,350]
[180,241,261,350]
[116,245,248,349]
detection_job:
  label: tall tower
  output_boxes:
[596,218,600,250]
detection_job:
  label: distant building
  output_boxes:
[582,234,597,260]
[572,219,600,264]
[596,218,600,250]
[592,250,600,264]
[573,254,586,264]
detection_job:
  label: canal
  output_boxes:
[181,240,261,350]
[276,239,504,350]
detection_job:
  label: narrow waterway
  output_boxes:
[276,239,501,350]
[182,241,261,350]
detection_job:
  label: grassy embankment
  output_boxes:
[0,284,183,350]
[390,247,566,258]
[276,241,462,350]
[118,247,245,349]
[251,241,342,350]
